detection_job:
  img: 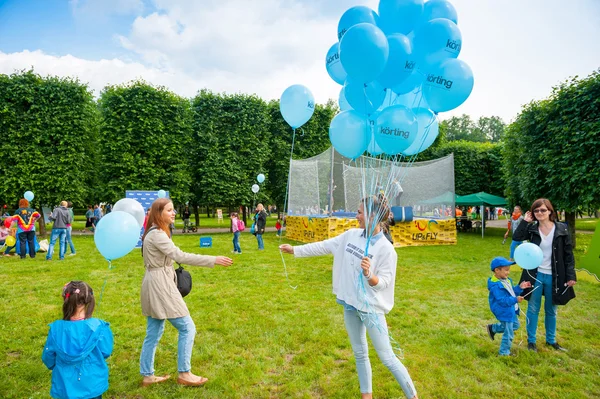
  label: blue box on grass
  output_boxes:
[199,237,212,248]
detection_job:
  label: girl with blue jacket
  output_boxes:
[42,281,113,399]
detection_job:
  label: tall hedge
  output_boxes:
[97,81,193,204]
[0,70,98,228]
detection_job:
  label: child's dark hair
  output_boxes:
[62,281,95,320]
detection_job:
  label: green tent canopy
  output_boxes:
[455,192,507,207]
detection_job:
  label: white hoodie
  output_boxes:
[293,228,397,314]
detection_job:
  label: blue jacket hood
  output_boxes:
[48,318,108,365]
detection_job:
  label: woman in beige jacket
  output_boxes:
[140,198,232,387]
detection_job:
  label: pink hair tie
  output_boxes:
[74,289,80,294]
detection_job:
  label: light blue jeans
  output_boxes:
[509,240,522,259]
[527,272,557,344]
[343,307,417,398]
[256,233,264,250]
[233,231,241,253]
[140,315,196,376]
[66,226,76,254]
[46,228,67,260]
[491,315,520,355]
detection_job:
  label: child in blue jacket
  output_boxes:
[486,257,531,356]
[42,281,113,399]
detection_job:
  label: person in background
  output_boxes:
[65,201,76,256]
[230,212,242,254]
[83,205,95,233]
[254,204,267,250]
[13,198,41,259]
[182,206,191,233]
[42,281,113,399]
[93,204,102,228]
[46,201,73,261]
[275,218,282,237]
[504,206,523,261]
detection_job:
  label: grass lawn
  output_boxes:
[575,218,598,232]
[0,229,598,398]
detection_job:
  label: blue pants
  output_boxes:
[232,231,241,253]
[140,315,196,376]
[526,272,557,345]
[46,228,67,260]
[344,307,417,398]
[491,315,520,355]
[66,226,75,254]
[256,233,264,250]
[509,240,522,259]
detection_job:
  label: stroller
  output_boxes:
[183,222,197,233]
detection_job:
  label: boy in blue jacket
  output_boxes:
[487,257,531,356]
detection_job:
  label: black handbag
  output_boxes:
[142,227,193,297]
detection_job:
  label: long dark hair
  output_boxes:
[531,198,556,222]
[62,281,95,320]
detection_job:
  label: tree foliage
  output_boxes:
[441,114,505,143]
[503,69,600,246]
[97,81,193,204]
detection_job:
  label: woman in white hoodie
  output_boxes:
[280,196,417,399]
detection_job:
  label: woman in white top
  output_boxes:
[139,198,233,387]
[513,198,576,352]
[280,196,417,399]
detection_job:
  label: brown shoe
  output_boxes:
[177,376,208,387]
[141,374,170,387]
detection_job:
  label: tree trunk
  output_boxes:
[206,207,211,218]
[565,211,576,249]
[38,215,47,236]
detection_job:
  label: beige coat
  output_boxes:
[141,228,216,319]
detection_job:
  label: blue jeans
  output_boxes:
[491,315,520,355]
[256,233,264,250]
[66,226,75,254]
[509,240,522,259]
[140,315,196,376]
[526,272,557,344]
[233,231,241,253]
[46,228,67,260]
[343,307,417,398]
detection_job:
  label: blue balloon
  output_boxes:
[422,58,474,112]
[340,23,389,84]
[157,189,167,198]
[392,68,424,95]
[377,34,416,89]
[374,105,418,154]
[378,0,424,35]
[337,6,379,40]
[422,0,458,24]
[325,42,347,85]
[412,18,461,72]
[515,243,544,270]
[377,89,396,111]
[367,113,383,156]
[24,191,34,201]
[280,84,315,129]
[329,110,369,159]
[257,174,265,183]
[94,211,141,261]
[344,80,386,115]
[339,87,352,111]
[393,86,429,109]
[402,107,439,156]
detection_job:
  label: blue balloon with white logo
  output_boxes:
[422,0,458,24]
[412,18,461,72]
[402,107,439,156]
[374,105,418,155]
[280,85,315,129]
[377,34,416,89]
[344,80,386,115]
[422,58,474,112]
[340,23,389,84]
[329,110,369,159]
[325,42,347,85]
[337,6,380,40]
[24,191,34,201]
[515,242,544,270]
[94,211,141,261]
[339,87,352,111]
[378,0,424,35]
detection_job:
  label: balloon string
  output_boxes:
[278,128,297,289]
[278,250,297,290]
[96,260,114,313]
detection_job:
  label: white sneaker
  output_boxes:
[68,253,76,256]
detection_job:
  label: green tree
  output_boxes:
[474,116,506,143]
[503,69,600,247]
[440,114,505,143]
[97,81,192,204]
[0,70,98,234]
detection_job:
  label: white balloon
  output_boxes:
[251,184,260,194]
[113,198,145,228]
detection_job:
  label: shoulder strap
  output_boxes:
[141,226,158,257]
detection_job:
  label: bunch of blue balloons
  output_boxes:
[326,0,474,159]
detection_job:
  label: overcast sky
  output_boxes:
[1,0,599,122]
